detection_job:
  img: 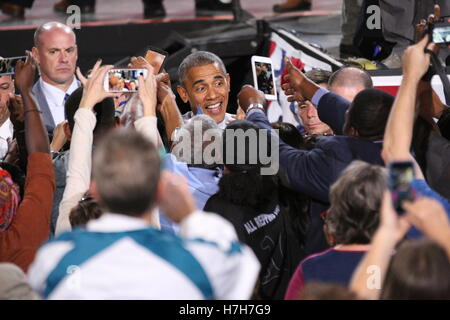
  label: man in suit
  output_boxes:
[237,64,394,255]
[31,21,80,133]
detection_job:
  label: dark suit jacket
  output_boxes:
[247,109,384,254]
[316,91,351,136]
[32,78,81,133]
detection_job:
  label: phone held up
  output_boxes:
[388,161,417,215]
[144,46,168,74]
[429,16,450,45]
[251,56,277,101]
[0,56,27,76]
[104,68,148,93]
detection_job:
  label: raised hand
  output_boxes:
[236,84,266,113]
[281,57,308,102]
[78,60,118,110]
[14,51,36,94]
[402,35,437,83]
[158,171,196,223]
[137,62,157,117]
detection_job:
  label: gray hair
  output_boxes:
[325,160,387,245]
[173,115,222,169]
[178,51,227,86]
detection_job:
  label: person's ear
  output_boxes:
[176,85,189,103]
[226,73,231,92]
[63,121,72,140]
[31,47,40,65]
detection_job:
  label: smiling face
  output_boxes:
[32,25,78,89]
[177,63,230,124]
[298,100,332,135]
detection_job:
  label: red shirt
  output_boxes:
[0,153,55,272]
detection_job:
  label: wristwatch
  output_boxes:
[246,103,265,114]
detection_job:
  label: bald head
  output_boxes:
[32,22,78,90]
[34,21,75,48]
[328,67,373,102]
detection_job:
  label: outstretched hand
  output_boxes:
[378,191,411,243]
[158,171,197,223]
[78,60,119,110]
[14,51,36,94]
[402,35,437,82]
[137,61,157,116]
[6,93,24,130]
[237,85,266,113]
[281,57,308,102]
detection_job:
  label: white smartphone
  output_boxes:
[251,55,277,101]
[104,68,148,93]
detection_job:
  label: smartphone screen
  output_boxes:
[105,68,147,92]
[432,25,450,44]
[255,62,275,95]
[388,162,416,215]
[251,56,277,101]
[144,47,168,73]
[0,56,26,76]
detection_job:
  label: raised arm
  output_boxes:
[282,57,321,102]
[56,61,118,234]
[382,36,435,177]
[156,73,183,143]
[0,52,55,272]
[350,192,410,300]
[15,54,49,155]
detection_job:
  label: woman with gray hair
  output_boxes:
[285,160,387,299]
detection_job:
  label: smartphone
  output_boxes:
[0,56,26,76]
[388,161,416,215]
[104,68,148,93]
[430,17,450,45]
[251,56,277,101]
[144,46,168,74]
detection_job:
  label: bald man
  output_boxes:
[327,67,373,102]
[31,21,80,132]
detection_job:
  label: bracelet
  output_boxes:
[246,103,265,114]
[24,109,42,115]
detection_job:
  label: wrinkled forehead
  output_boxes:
[0,75,13,84]
[185,62,227,84]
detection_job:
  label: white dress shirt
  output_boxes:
[40,77,79,126]
[0,118,13,159]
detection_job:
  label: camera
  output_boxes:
[429,16,450,45]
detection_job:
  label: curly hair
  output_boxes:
[325,160,387,245]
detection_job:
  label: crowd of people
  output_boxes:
[0,2,449,300]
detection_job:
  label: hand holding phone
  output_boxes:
[251,56,277,101]
[430,16,450,45]
[104,68,148,93]
[144,46,168,74]
[0,56,27,76]
[388,161,417,215]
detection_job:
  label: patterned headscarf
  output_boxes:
[0,169,20,232]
